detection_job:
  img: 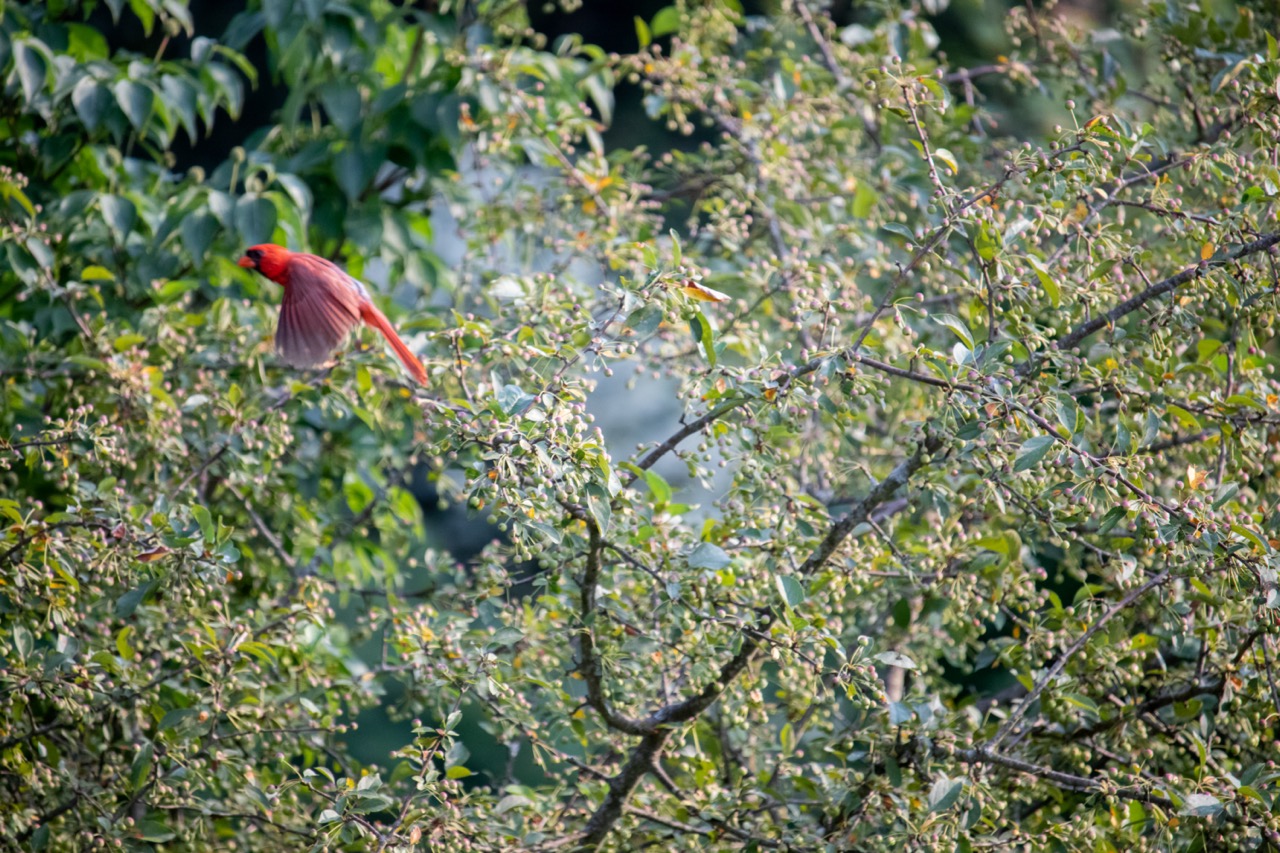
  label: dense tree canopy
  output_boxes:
[5,0,1280,849]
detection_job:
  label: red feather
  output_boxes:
[275,255,362,368]
[237,244,427,384]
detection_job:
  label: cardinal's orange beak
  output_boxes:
[237,255,255,269]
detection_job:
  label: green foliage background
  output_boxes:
[4,0,1280,850]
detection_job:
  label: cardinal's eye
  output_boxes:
[247,249,263,263]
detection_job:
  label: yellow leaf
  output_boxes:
[81,265,115,281]
[1200,242,1214,261]
[135,546,171,563]
[1186,466,1207,490]
[680,280,730,303]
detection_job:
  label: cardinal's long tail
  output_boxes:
[359,302,428,385]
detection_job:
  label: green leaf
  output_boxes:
[634,16,652,49]
[933,313,974,349]
[496,384,536,416]
[881,222,916,241]
[651,6,680,37]
[335,146,370,202]
[99,195,137,243]
[276,174,313,214]
[974,224,1001,261]
[642,470,671,507]
[933,147,958,174]
[626,304,664,336]
[852,182,878,218]
[775,574,805,607]
[116,626,135,660]
[113,79,155,129]
[1013,435,1055,473]
[136,820,175,843]
[1026,256,1060,308]
[1178,793,1222,818]
[114,333,146,352]
[129,742,154,792]
[191,504,215,540]
[344,477,374,513]
[874,650,916,670]
[689,312,716,367]
[13,625,33,660]
[1056,395,1083,436]
[584,483,611,534]
[182,211,220,261]
[129,0,156,35]
[1062,692,1100,715]
[687,542,731,570]
[72,76,111,130]
[1166,404,1201,431]
[1098,506,1127,535]
[235,194,277,245]
[320,83,362,134]
[13,41,48,103]
[928,776,964,812]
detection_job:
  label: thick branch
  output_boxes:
[1051,231,1280,355]
[951,746,1175,808]
[579,730,670,849]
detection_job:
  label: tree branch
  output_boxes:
[990,569,1173,747]
[1050,231,1280,356]
[573,510,652,736]
[572,432,945,848]
[950,746,1175,808]
[579,730,670,848]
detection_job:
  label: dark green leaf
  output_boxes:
[14,41,48,103]
[99,195,137,243]
[626,304,664,336]
[72,76,111,130]
[1013,435,1055,473]
[321,84,363,135]
[235,194,277,245]
[687,542,731,570]
[181,211,220,261]
[335,146,370,202]
[928,776,964,812]
[129,742,154,792]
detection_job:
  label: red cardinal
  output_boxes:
[237,244,427,385]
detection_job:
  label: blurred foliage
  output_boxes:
[5,0,1280,850]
